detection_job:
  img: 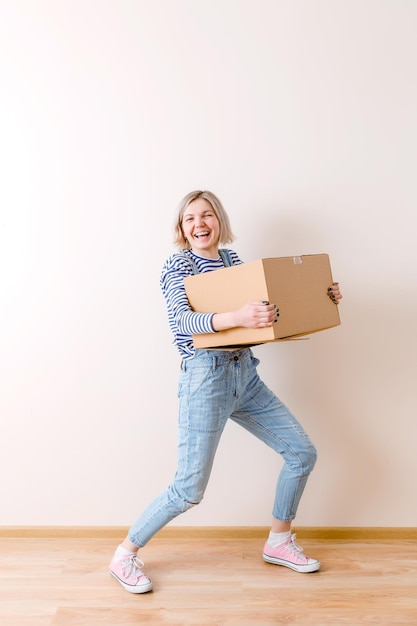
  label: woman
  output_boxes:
[110,190,342,593]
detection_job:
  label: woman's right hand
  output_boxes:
[212,301,278,331]
[235,301,278,329]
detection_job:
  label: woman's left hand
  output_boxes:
[328,282,343,304]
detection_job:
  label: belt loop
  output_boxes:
[213,355,217,370]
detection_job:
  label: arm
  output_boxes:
[161,255,278,335]
[162,260,216,335]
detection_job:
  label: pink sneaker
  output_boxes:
[110,554,153,593]
[263,534,320,573]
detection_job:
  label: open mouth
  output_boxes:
[194,231,210,239]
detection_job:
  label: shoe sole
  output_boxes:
[263,553,320,573]
[110,570,153,593]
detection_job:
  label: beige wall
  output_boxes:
[1,0,416,528]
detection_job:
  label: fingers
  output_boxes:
[253,301,279,326]
[328,282,343,304]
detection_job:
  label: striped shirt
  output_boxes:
[160,248,243,359]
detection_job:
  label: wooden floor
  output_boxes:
[1,535,417,625]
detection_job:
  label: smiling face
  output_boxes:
[181,198,221,259]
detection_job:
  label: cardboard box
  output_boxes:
[184,254,340,348]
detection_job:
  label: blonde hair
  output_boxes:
[174,190,235,250]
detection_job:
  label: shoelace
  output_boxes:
[285,534,305,557]
[121,554,147,580]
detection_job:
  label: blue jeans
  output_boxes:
[128,348,317,547]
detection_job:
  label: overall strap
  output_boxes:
[176,249,235,275]
[175,252,200,275]
[219,248,233,267]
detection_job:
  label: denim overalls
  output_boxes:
[128,252,317,547]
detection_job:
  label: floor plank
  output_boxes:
[0,536,416,625]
